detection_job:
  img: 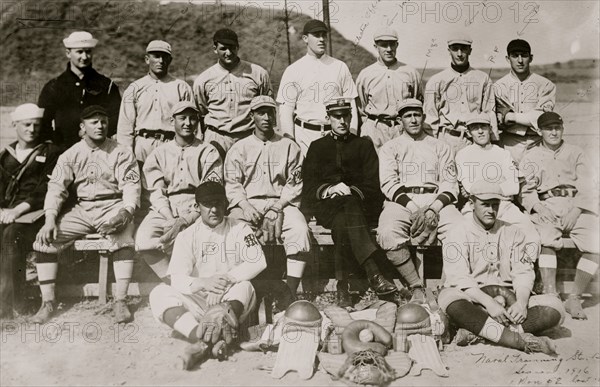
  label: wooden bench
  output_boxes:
[57,223,587,299]
[73,235,114,304]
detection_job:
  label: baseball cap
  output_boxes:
[11,103,44,122]
[537,112,563,128]
[213,28,239,46]
[470,180,505,200]
[303,19,328,35]
[171,101,199,116]
[507,39,531,55]
[195,181,227,205]
[397,98,423,116]
[466,112,491,127]
[80,105,108,120]
[146,40,172,55]
[63,31,98,49]
[447,34,473,46]
[373,26,398,42]
[249,95,276,111]
[325,97,352,114]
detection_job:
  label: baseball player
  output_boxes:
[0,104,61,318]
[378,99,463,297]
[193,28,272,158]
[520,112,599,319]
[424,34,497,153]
[438,180,564,356]
[302,98,396,303]
[117,40,194,163]
[149,181,266,370]
[136,101,223,284]
[31,105,141,324]
[494,39,556,163]
[225,95,310,297]
[356,26,422,150]
[277,19,359,156]
[455,112,540,263]
[38,31,121,149]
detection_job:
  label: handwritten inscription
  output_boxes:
[469,350,600,385]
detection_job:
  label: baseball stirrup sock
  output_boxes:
[113,260,134,300]
[36,262,58,302]
[446,299,523,350]
[573,255,599,295]
[395,259,421,288]
[539,248,558,293]
[522,306,561,334]
[538,248,557,268]
[286,258,306,294]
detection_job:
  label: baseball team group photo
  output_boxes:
[0,0,598,385]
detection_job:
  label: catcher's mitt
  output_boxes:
[410,208,439,245]
[198,302,239,344]
[338,349,396,386]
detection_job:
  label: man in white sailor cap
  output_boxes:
[0,104,61,318]
[38,31,121,149]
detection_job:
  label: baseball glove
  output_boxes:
[158,217,188,251]
[260,209,283,244]
[198,302,239,345]
[410,208,439,245]
[98,208,133,236]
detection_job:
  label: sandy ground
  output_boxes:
[0,297,599,386]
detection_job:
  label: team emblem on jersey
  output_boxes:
[244,233,259,247]
[445,163,457,178]
[204,171,222,184]
[123,166,140,183]
[291,166,302,185]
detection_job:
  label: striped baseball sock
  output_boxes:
[446,299,526,350]
[573,254,599,295]
[113,260,134,300]
[36,262,58,302]
[538,248,557,294]
[286,256,306,294]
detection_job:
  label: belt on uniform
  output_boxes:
[205,125,253,139]
[167,188,196,197]
[136,129,175,141]
[78,193,122,202]
[294,118,331,132]
[366,114,396,126]
[400,186,438,194]
[440,127,467,138]
[539,185,578,201]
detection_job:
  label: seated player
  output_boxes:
[302,97,396,304]
[149,182,267,370]
[32,105,140,324]
[0,104,61,318]
[520,112,599,319]
[225,96,310,297]
[439,180,565,355]
[136,101,222,283]
[377,99,463,298]
[455,112,540,263]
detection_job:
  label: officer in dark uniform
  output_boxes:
[0,104,61,318]
[38,31,121,149]
[301,97,397,303]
